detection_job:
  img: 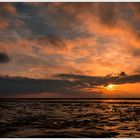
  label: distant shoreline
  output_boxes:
[0,98,140,100]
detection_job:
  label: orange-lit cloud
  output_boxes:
[0,3,140,98]
[0,3,140,77]
[0,20,8,30]
[0,3,16,14]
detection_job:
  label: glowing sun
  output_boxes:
[106,84,115,90]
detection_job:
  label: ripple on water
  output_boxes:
[0,99,140,138]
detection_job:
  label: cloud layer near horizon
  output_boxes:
[0,72,140,97]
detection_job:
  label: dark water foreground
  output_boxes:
[0,98,140,138]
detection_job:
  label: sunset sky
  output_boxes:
[0,2,140,98]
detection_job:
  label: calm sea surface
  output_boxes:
[0,99,140,138]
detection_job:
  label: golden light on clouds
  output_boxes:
[106,84,116,90]
[0,3,140,98]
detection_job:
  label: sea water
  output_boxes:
[0,99,140,138]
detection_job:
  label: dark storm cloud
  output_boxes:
[0,76,75,97]
[14,3,57,39]
[0,3,86,40]
[118,71,127,77]
[56,72,140,87]
[12,3,86,40]
[0,72,140,97]
[98,3,118,26]
[0,52,10,63]
[35,35,66,49]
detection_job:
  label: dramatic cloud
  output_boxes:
[56,72,140,87]
[0,52,10,63]
[97,3,118,26]
[0,3,16,14]
[0,3,140,98]
[0,20,9,30]
[0,72,140,97]
[0,76,74,97]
